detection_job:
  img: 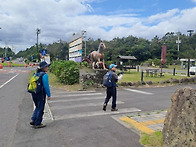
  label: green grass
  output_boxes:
[1,62,25,67]
[119,71,186,83]
[140,131,163,147]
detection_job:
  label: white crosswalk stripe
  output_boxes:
[55,108,141,120]
[52,92,103,98]
[49,96,104,103]
[124,88,153,95]
[50,101,124,110]
[45,91,141,121]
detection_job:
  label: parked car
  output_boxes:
[190,66,196,75]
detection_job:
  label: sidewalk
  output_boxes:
[115,110,167,135]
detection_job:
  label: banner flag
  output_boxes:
[161,43,167,64]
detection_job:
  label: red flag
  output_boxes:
[161,44,167,64]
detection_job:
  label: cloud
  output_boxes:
[148,9,180,23]
[192,0,196,3]
[0,0,196,53]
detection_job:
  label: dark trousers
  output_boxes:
[104,87,117,109]
[31,92,46,126]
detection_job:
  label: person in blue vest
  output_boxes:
[30,61,51,129]
[103,64,123,111]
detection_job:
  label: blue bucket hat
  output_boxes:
[38,61,50,69]
[109,64,117,69]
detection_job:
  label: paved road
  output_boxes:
[0,67,31,147]
[1,67,196,147]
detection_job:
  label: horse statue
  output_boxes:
[82,41,106,69]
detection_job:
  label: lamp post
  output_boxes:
[36,28,41,53]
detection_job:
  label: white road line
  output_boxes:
[50,101,124,110]
[54,108,141,120]
[0,73,19,89]
[124,88,153,95]
[51,90,96,94]
[49,97,104,103]
[52,92,103,98]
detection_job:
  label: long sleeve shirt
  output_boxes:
[42,73,51,97]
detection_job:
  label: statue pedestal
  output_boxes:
[94,69,108,84]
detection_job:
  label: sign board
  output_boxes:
[41,54,50,64]
[69,33,83,62]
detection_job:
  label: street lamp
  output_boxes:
[36,28,41,53]
[187,30,194,37]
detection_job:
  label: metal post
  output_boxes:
[141,70,144,83]
[173,67,175,76]
[187,58,190,77]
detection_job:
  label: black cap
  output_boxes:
[38,61,49,69]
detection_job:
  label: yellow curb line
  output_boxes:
[140,119,165,126]
[120,117,164,134]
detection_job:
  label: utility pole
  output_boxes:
[36,28,41,53]
[187,30,194,77]
[176,32,181,60]
[82,31,87,57]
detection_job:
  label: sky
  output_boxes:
[0,0,196,53]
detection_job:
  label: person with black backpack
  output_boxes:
[29,61,51,129]
[103,64,123,111]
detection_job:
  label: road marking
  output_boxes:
[49,96,104,103]
[0,73,19,89]
[124,88,153,95]
[50,101,124,110]
[55,108,141,120]
[120,117,155,134]
[140,119,165,126]
[51,90,96,94]
[52,92,103,98]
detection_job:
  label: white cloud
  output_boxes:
[0,0,196,53]
[148,9,180,23]
[192,0,196,4]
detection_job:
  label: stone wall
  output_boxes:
[162,87,196,147]
[80,69,108,89]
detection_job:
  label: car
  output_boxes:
[190,66,196,75]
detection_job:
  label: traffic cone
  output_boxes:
[0,64,3,69]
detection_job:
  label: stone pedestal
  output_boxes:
[94,69,108,84]
[162,87,196,147]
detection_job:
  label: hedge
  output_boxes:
[49,60,79,85]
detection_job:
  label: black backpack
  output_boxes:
[27,72,45,94]
[103,71,113,87]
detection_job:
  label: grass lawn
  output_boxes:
[119,71,187,83]
[140,131,163,147]
[1,62,25,67]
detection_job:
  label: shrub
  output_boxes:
[49,60,79,85]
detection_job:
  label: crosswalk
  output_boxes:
[46,90,142,121]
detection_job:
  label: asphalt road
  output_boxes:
[0,67,196,147]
